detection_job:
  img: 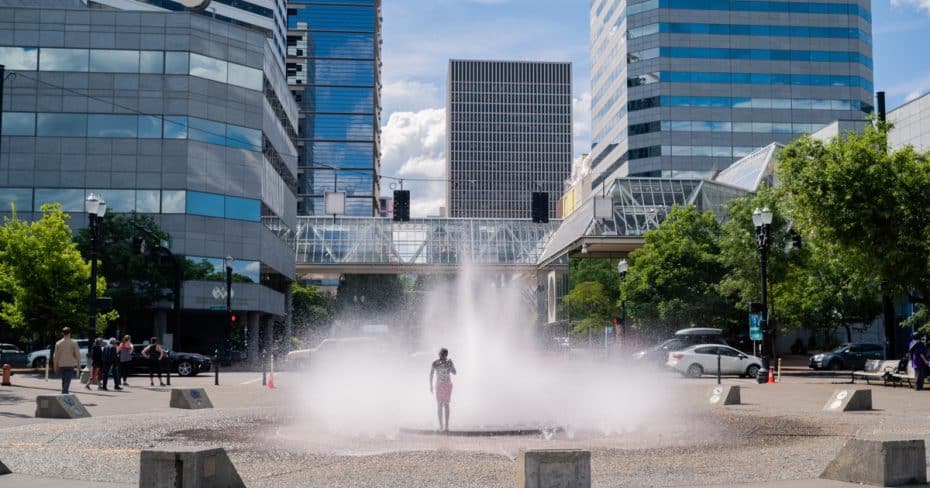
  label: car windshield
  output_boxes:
[830,344,850,353]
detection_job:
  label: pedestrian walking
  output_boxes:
[909,332,929,391]
[117,335,133,387]
[101,338,122,391]
[142,337,166,387]
[429,348,457,432]
[53,327,81,394]
[86,338,104,390]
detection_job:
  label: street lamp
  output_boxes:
[224,255,233,371]
[617,259,628,347]
[752,207,774,383]
[85,193,107,347]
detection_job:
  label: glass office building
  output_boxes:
[287,0,382,216]
[588,0,874,188]
[446,60,572,219]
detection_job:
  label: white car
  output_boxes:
[27,339,91,369]
[286,337,379,368]
[666,344,762,379]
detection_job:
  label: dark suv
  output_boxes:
[809,343,883,370]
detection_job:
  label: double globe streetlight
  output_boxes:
[85,193,107,344]
[752,207,774,383]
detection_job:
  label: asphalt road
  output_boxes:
[0,370,928,487]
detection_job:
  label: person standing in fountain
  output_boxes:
[429,348,457,432]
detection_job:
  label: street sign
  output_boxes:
[749,313,763,341]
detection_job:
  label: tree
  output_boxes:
[568,258,621,305]
[778,121,930,323]
[620,205,734,335]
[290,281,336,343]
[74,213,173,332]
[0,204,115,343]
[562,280,615,336]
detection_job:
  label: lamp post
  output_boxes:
[752,207,774,383]
[224,255,233,372]
[617,259,628,350]
[85,193,107,347]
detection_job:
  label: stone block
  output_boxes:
[0,458,10,475]
[140,447,244,488]
[35,395,90,419]
[515,449,590,488]
[708,385,740,406]
[169,388,213,409]
[823,388,872,412]
[821,437,926,486]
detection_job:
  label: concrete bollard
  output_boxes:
[821,437,926,486]
[0,458,10,475]
[708,385,740,406]
[515,449,590,488]
[35,394,90,418]
[2,364,11,386]
[823,388,871,412]
[169,388,213,409]
[140,447,245,488]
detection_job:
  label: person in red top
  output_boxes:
[429,348,456,432]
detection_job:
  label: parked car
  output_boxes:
[27,339,91,369]
[666,344,762,379]
[286,337,380,369]
[125,345,212,377]
[632,328,728,364]
[809,343,883,371]
[0,343,28,367]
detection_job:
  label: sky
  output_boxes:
[378,0,930,217]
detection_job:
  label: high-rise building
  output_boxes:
[83,0,289,71]
[0,1,298,352]
[446,60,572,219]
[588,0,874,189]
[287,0,382,216]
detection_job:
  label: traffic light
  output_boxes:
[531,192,549,223]
[393,190,410,222]
[230,313,237,323]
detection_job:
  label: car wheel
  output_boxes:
[33,357,46,369]
[176,361,194,377]
[685,364,703,378]
[828,360,841,371]
[746,364,760,379]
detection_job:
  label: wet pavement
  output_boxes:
[0,372,928,487]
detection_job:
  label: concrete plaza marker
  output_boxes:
[821,437,926,486]
[823,388,872,412]
[0,458,10,475]
[515,449,590,488]
[708,385,740,406]
[169,388,213,409]
[35,394,90,418]
[140,447,245,488]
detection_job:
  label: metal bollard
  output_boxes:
[716,351,721,385]
[2,363,11,386]
[165,357,171,386]
[214,349,219,386]
[261,351,267,386]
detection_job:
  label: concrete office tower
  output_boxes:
[446,60,572,219]
[82,0,289,71]
[0,3,298,352]
[888,92,930,151]
[588,0,874,189]
[287,0,382,216]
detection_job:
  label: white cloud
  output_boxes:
[381,79,442,116]
[886,70,930,103]
[380,108,447,217]
[891,0,930,14]
[572,91,592,154]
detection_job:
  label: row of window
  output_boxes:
[628,95,869,112]
[304,86,375,115]
[297,196,374,217]
[304,32,375,59]
[302,114,375,142]
[451,123,572,133]
[298,170,375,197]
[0,47,262,91]
[451,114,570,124]
[628,71,873,91]
[450,153,570,164]
[287,4,377,32]
[630,120,829,136]
[625,144,779,161]
[1,112,262,150]
[629,22,871,44]
[0,188,260,222]
[450,103,571,115]
[627,46,872,69]
[449,82,571,95]
[186,255,261,284]
[654,0,871,21]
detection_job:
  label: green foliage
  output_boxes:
[562,281,615,335]
[0,204,115,342]
[621,206,733,334]
[778,121,930,305]
[74,213,173,326]
[291,281,336,333]
[336,274,406,313]
[569,258,621,304]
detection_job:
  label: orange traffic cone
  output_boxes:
[767,367,775,384]
[267,356,276,389]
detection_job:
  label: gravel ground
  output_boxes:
[1,374,929,487]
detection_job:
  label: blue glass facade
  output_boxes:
[588,0,874,186]
[287,0,381,216]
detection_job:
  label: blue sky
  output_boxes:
[378,0,930,216]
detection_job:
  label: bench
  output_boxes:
[891,363,917,388]
[851,360,899,386]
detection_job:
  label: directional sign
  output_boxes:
[749,313,763,341]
